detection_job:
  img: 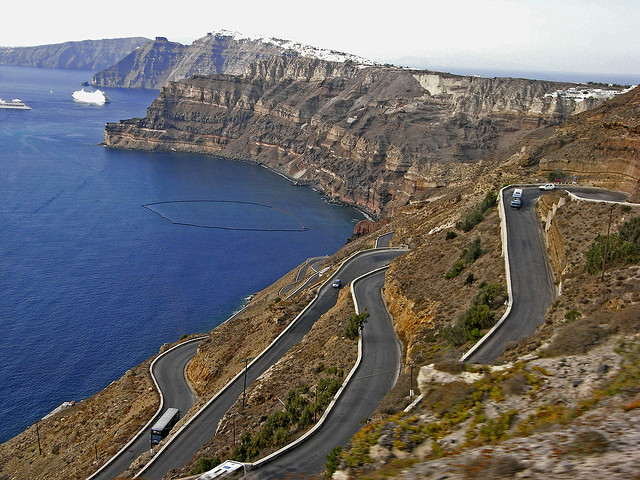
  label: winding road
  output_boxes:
[136,248,405,480]
[247,267,402,478]
[88,338,202,480]
[464,185,630,364]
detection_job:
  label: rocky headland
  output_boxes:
[103,55,630,218]
[0,37,149,71]
[91,31,373,89]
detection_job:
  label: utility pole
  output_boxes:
[601,204,615,282]
[240,357,254,410]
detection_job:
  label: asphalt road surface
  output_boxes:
[466,185,630,364]
[248,268,402,478]
[375,231,394,248]
[137,248,405,480]
[88,339,201,480]
[279,256,328,296]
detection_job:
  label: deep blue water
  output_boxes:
[0,66,364,443]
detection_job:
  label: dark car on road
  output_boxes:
[332,278,341,288]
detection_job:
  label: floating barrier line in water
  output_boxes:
[141,200,309,232]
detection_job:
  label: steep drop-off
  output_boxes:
[92,31,370,89]
[104,56,615,217]
[91,37,188,89]
[0,37,149,71]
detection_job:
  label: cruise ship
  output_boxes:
[72,89,110,105]
[0,98,31,109]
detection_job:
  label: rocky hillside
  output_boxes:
[92,30,372,89]
[514,85,640,200]
[103,55,623,217]
[0,37,149,71]
[91,37,189,89]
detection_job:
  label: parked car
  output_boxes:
[539,183,555,191]
[332,278,341,288]
[512,188,523,198]
[510,197,522,208]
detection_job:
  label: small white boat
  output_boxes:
[0,98,31,109]
[72,89,110,105]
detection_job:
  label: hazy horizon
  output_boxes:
[2,0,639,80]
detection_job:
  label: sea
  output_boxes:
[0,66,365,443]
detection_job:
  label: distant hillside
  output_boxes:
[92,30,374,89]
[0,37,150,71]
[515,85,640,200]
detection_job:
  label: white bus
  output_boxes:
[197,460,246,479]
[150,408,181,445]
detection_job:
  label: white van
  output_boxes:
[512,188,523,198]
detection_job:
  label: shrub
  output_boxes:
[456,191,498,232]
[445,230,458,240]
[585,215,640,273]
[477,410,517,442]
[544,317,612,356]
[564,309,582,322]
[441,282,505,346]
[231,374,344,462]
[475,282,505,309]
[445,259,466,279]
[461,304,494,331]
[446,238,483,279]
[325,446,343,477]
[191,457,221,475]
[345,312,370,339]
[442,323,469,347]
[548,169,570,183]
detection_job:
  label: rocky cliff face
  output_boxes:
[515,85,640,200]
[91,31,370,89]
[0,37,149,71]
[92,37,188,89]
[104,57,622,216]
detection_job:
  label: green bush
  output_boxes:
[445,230,458,240]
[441,283,504,346]
[325,446,343,477]
[446,238,483,279]
[456,191,497,232]
[191,457,221,475]
[585,215,640,273]
[445,259,466,279]
[548,169,570,183]
[564,309,582,322]
[232,374,344,462]
[345,312,370,339]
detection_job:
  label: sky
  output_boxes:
[2,0,639,82]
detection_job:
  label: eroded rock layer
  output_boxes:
[104,57,615,216]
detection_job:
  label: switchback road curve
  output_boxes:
[137,248,405,480]
[247,267,402,478]
[89,338,202,480]
[464,186,630,364]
